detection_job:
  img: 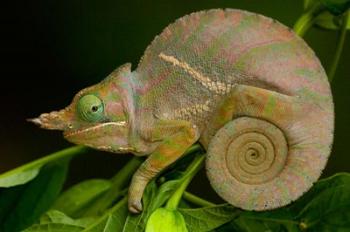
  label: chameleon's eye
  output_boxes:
[77,94,104,122]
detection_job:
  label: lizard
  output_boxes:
[30,9,334,213]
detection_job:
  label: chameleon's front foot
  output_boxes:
[127,120,199,213]
[128,198,143,214]
[128,173,148,213]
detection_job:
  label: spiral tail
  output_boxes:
[206,85,333,211]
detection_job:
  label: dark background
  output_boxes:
[1,0,349,200]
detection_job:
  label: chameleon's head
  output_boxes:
[29,63,136,153]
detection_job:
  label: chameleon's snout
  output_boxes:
[28,109,72,130]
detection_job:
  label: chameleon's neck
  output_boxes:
[124,70,155,155]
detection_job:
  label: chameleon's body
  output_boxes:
[31,9,334,213]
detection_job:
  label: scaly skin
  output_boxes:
[30,9,333,213]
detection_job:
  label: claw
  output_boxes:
[128,199,143,214]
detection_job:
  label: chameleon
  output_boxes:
[30,9,334,213]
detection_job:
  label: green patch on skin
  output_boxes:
[214,114,232,128]
[295,87,331,105]
[111,114,127,122]
[163,139,186,152]
[153,152,167,162]
[161,18,186,52]
[262,95,276,118]
[200,13,256,63]
[183,13,215,48]
[248,187,259,209]
[295,68,320,81]
[276,177,291,205]
[293,143,329,156]
[107,125,114,133]
[290,166,308,185]
[108,92,122,102]
[233,41,296,71]
[142,69,181,105]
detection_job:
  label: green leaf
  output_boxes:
[315,11,343,29]
[101,214,127,232]
[178,199,192,209]
[25,210,96,231]
[0,160,70,232]
[0,165,43,188]
[314,10,350,30]
[40,210,95,227]
[123,178,175,232]
[84,197,129,232]
[0,146,87,188]
[216,173,350,232]
[52,179,111,217]
[24,223,84,232]
[81,157,142,217]
[122,181,158,232]
[303,0,350,31]
[150,179,182,211]
[0,146,88,231]
[293,173,350,230]
[122,170,192,232]
[179,204,240,232]
[232,209,299,232]
[123,154,205,232]
[304,0,314,9]
[233,217,282,232]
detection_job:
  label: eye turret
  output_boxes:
[77,94,104,122]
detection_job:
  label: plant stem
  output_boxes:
[166,154,205,210]
[110,156,144,184]
[328,10,349,82]
[183,191,215,207]
[293,3,325,37]
[183,143,203,156]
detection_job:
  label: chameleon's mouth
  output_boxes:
[63,124,102,138]
[63,121,127,138]
[63,121,130,153]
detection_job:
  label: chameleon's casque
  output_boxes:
[31,9,334,212]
